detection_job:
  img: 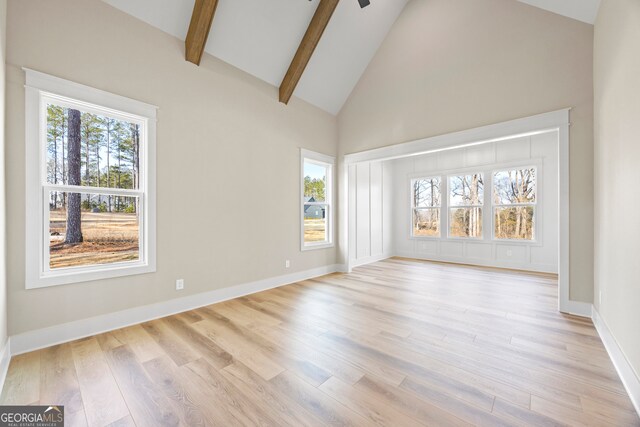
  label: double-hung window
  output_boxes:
[301,149,334,250]
[25,69,157,288]
[449,173,484,238]
[493,168,537,240]
[412,177,441,237]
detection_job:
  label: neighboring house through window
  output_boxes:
[301,149,334,250]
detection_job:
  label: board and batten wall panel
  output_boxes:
[389,131,559,273]
[349,161,391,267]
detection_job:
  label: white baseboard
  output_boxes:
[349,254,392,268]
[0,338,11,396]
[560,299,593,318]
[10,264,344,356]
[395,252,557,275]
[592,307,640,417]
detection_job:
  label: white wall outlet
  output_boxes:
[506,249,513,257]
[176,279,184,290]
[285,260,290,268]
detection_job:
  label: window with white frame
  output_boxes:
[493,168,536,240]
[301,149,334,250]
[412,177,441,237]
[25,69,156,288]
[449,173,484,238]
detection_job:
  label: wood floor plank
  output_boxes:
[183,357,280,426]
[140,319,200,367]
[110,324,165,363]
[354,375,472,427]
[0,350,41,405]
[220,361,323,427]
[192,311,285,380]
[319,376,425,426]
[39,344,84,415]
[2,258,637,426]
[70,337,130,427]
[104,345,181,427]
[269,370,370,426]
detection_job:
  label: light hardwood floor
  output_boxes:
[1,258,638,426]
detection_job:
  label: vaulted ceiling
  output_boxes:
[101,0,600,115]
[101,0,408,115]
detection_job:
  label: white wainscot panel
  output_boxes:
[530,246,558,269]
[464,144,495,167]
[441,241,464,257]
[465,242,493,260]
[496,136,531,162]
[416,239,438,255]
[437,149,465,170]
[356,163,371,259]
[496,244,527,263]
[370,162,384,257]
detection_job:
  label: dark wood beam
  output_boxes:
[279,0,340,104]
[185,0,219,65]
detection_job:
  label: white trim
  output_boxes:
[592,307,640,417]
[24,69,157,289]
[10,264,344,355]
[342,109,581,315]
[350,254,392,268]
[395,252,558,275]
[344,110,569,164]
[24,68,158,119]
[301,149,335,251]
[0,339,11,396]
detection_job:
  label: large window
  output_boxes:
[412,177,441,237]
[449,174,484,238]
[301,149,334,250]
[493,168,536,240]
[25,70,156,288]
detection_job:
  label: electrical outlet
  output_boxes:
[285,260,290,268]
[506,249,513,257]
[176,279,184,290]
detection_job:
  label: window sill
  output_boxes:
[301,242,334,252]
[27,262,156,289]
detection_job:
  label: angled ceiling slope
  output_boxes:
[517,0,601,24]
[101,0,408,115]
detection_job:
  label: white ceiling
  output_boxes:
[517,0,601,24]
[101,0,408,115]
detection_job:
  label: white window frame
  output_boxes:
[491,165,539,243]
[410,176,442,238]
[301,149,334,251]
[447,172,485,240]
[25,68,157,289]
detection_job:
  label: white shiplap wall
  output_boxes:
[388,131,559,273]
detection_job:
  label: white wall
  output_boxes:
[388,132,558,273]
[5,0,338,335]
[338,0,594,302]
[594,0,640,388]
[348,161,392,267]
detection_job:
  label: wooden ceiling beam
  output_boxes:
[185,0,219,65]
[279,0,340,104]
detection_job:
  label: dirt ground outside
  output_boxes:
[49,210,139,269]
[304,218,327,242]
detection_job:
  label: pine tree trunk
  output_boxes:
[66,109,83,244]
